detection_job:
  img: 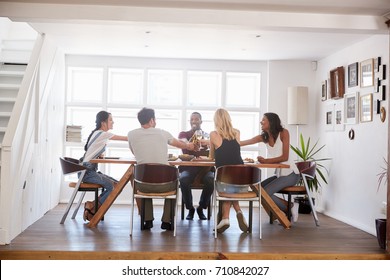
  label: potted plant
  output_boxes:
[290,133,331,192]
[376,157,387,250]
[290,134,331,214]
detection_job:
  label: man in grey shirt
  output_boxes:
[128,107,196,231]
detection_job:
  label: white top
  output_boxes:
[128,127,174,165]
[82,130,114,163]
[266,134,299,176]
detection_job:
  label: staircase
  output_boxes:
[0,39,34,168]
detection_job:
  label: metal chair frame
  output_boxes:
[59,157,103,224]
[130,163,180,236]
[213,165,262,239]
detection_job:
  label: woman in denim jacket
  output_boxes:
[81,111,127,221]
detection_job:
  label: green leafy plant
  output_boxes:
[377,157,387,192]
[290,133,331,192]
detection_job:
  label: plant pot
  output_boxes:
[375,218,387,249]
[295,197,315,214]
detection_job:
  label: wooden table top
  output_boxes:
[90,157,290,169]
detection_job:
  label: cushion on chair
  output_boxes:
[217,191,258,198]
[69,182,102,189]
[278,185,306,194]
[136,190,177,196]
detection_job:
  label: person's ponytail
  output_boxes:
[84,111,110,151]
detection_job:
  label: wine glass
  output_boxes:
[194,130,203,151]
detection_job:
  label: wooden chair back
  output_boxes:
[134,163,179,185]
[215,165,261,186]
[60,157,86,175]
[296,161,316,178]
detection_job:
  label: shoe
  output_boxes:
[236,211,249,232]
[291,202,299,222]
[196,207,207,220]
[161,222,173,231]
[216,219,230,233]
[186,207,195,220]
[143,220,153,230]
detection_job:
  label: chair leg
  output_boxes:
[60,184,80,224]
[181,197,185,220]
[140,198,145,230]
[71,191,86,219]
[130,193,135,236]
[286,194,292,221]
[214,191,218,239]
[248,201,253,233]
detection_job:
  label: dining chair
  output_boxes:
[272,161,319,226]
[213,165,262,239]
[130,163,180,236]
[59,157,103,224]
[180,167,212,220]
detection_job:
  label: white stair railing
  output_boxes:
[0,34,44,244]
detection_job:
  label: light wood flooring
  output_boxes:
[0,204,388,260]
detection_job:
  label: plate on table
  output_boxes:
[192,156,214,162]
[178,154,195,161]
[243,158,255,163]
[168,156,178,161]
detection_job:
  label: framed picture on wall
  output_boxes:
[334,101,344,131]
[344,92,359,124]
[360,59,374,87]
[348,62,358,87]
[325,103,334,131]
[360,93,373,122]
[321,80,327,101]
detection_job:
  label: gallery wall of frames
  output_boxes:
[321,57,387,135]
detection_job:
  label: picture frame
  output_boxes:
[334,101,345,131]
[325,103,334,131]
[360,59,374,87]
[321,80,327,101]
[360,93,373,122]
[344,92,359,124]
[374,57,381,72]
[329,66,345,99]
[348,62,358,87]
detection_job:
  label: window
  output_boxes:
[67,67,103,103]
[65,57,263,174]
[147,70,182,105]
[187,71,221,107]
[108,68,143,105]
[226,72,260,108]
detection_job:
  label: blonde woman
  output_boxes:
[209,108,248,233]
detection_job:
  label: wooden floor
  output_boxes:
[0,204,388,260]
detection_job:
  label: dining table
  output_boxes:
[87,157,292,229]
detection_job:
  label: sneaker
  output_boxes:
[216,219,230,233]
[186,208,195,220]
[196,207,207,220]
[236,211,249,232]
[292,202,299,222]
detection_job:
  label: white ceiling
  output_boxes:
[1,0,390,61]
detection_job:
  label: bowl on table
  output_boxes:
[178,154,195,161]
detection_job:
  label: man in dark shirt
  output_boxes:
[178,112,214,220]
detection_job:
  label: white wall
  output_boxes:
[316,34,389,235]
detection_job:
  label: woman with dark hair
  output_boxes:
[81,111,128,221]
[240,112,300,219]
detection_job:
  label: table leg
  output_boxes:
[88,165,134,228]
[261,187,291,229]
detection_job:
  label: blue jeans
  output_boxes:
[261,172,300,212]
[81,163,117,204]
[179,167,214,209]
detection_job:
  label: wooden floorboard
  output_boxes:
[0,204,388,260]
